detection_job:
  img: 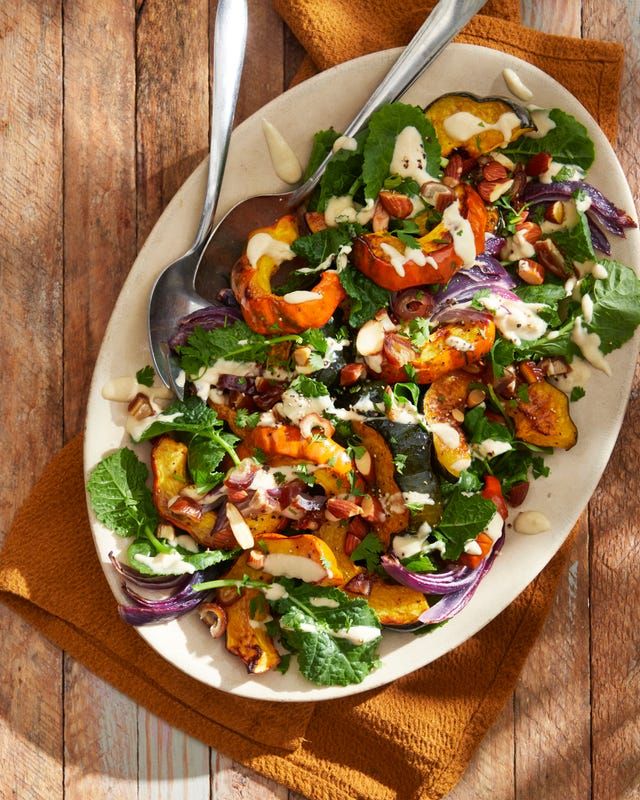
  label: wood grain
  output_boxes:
[520,0,582,37]
[212,753,288,799]
[0,2,64,798]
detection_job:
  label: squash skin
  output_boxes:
[506,379,578,449]
[352,185,487,291]
[231,214,345,334]
[150,436,218,546]
[225,590,281,674]
[248,425,353,475]
[376,319,496,385]
[423,371,473,477]
[424,92,535,157]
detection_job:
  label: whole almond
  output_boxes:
[482,160,508,182]
[444,153,463,183]
[372,199,390,233]
[534,238,568,277]
[545,201,565,224]
[526,151,552,177]
[378,190,413,219]
[515,221,542,244]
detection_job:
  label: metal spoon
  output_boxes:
[151,0,486,395]
[148,0,248,395]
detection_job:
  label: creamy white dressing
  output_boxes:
[445,335,474,352]
[451,456,472,473]
[102,376,173,404]
[485,511,504,543]
[309,597,340,609]
[571,316,611,374]
[332,135,358,153]
[275,388,335,425]
[134,551,196,575]
[324,196,375,227]
[389,125,437,187]
[526,108,556,139]
[379,242,436,278]
[551,357,591,395]
[174,534,199,553]
[443,110,521,145]
[333,625,381,645]
[262,582,289,601]
[127,410,182,441]
[261,119,302,184]
[540,199,579,233]
[402,491,435,507]
[296,336,350,376]
[192,359,260,401]
[581,293,594,324]
[573,259,608,281]
[592,262,608,280]
[257,410,278,427]
[250,469,278,491]
[282,290,323,304]
[428,422,461,450]
[246,232,295,268]
[502,68,533,101]
[473,438,512,459]
[262,553,328,582]
[392,532,427,559]
[575,194,592,213]
[442,200,476,266]
[463,539,483,556]
[479,294,548,346]
[514,510,551,535]
[539,160,583,184]
[500,230,535,261]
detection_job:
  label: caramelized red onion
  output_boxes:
[168,304,241,350]
[390,287,435,321]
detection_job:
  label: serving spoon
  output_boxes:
[149,0,487,395]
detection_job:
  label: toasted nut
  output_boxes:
[515,221,542,244]
[168,496,203,521]
[492,152,515,170]
[344,531,361,556]
[374,308,397,331]
[360,495,385,523]
[246,548,266,570]
[545,201,565,224]
[340,362,366,386]
[354,449,373,479]
[540,357,570,377]
[199,602,228,639]
[293,345,312,367]
[372,199,390,233]
[217,584,241,606]
[225,502,254,549]
[344,573,372,597]
[451,408,465,423]
[476,180,497,203]
[507,481,530,507]
[525,151,552,177]
[326,497,362,521]
[128,392,154,420]
[517,258,545,285]
[378,190,413,219]
[305,211,328,233]
[467,388,486,407]
[299,412,335,440]
[477,179,514,203]
[208,527,238,551]
[494,365,517,398]
[508,163,527,207]
[156,523,176,542]
[534,238,568,277]
[348,516,369,540]
[482,160,509,182]
[443,153,463,184]
[421,181,454,209]
[356,319,385,356]
[519,361,544,384]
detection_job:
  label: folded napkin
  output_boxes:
[0,2,624,798]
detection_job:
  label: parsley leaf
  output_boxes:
[394,453,408,474]
[291,223,362,269]
[351,532,385,573]
[570,386,586,402]
[581,259,640,354]
[303,129,340,181]
[502,109,595,169]
[339,265,390,328]
[363,103,441,200]
[235,409,260,429]
[288,374,329,398]
[136,365,155,387]
[268,580,381,686]
[87,448,158,538]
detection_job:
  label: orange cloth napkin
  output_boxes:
[0,2,624,798]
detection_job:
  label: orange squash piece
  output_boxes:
[423,371,473,477]
[506,379,577,449]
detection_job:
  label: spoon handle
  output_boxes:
[287,0,487,209]
[191,0,248,257]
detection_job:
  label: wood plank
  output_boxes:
[135,0,210,243]
[62,0,137,439]
[212,753,288,799]
[63,661,137,800]
[515,519,591,799]
[0,1,64,798]
[445,702,515,800]
[135,2,213,793]
[582,4,640,798]
[520,0,582,37]
[283,26,306,88]
[138,710,211,800]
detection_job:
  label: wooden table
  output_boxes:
[2,1,638,798]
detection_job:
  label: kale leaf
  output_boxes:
[339,265,390,328]
[502,109,595,169]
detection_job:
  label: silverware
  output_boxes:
[151,0,486,395]
[148,0,248,395]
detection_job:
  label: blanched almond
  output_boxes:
[354,449,373,479]
[356,319,385,356]
[225,502,254,549]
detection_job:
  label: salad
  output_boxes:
[88,85,640,688]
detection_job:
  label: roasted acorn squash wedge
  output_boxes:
[258,532,344,586]
[361,577,428,628]
[423,371,474,478]
[506,379,578,449]
[425,92,535,157]
[225,589,281,674]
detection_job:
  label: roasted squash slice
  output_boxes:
[425,92,535,157]
[150,436,217,545]
[315,521,363,584]
[506,379,577,449]
[423,371,473,477]
[249,425,353,475]
[225,589,281,674]
[362,577,428,628]
[258,532,344,586]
